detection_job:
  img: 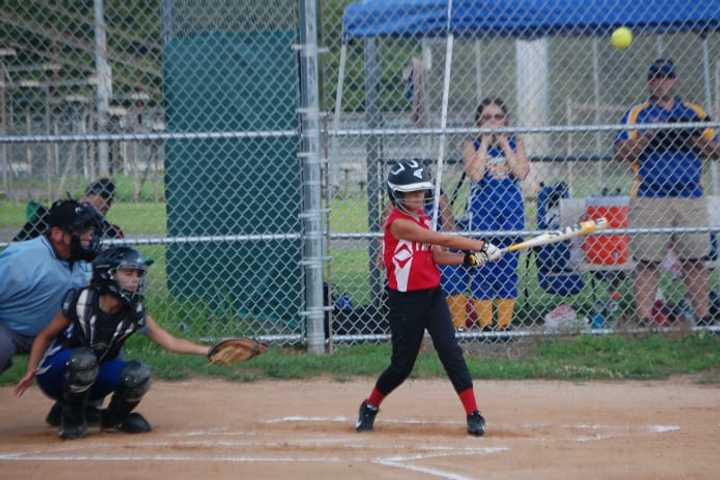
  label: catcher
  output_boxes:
[14,246,266,439]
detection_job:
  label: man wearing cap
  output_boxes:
[13,178,124,241]
[614,58,718,327]
[0,199,103,373]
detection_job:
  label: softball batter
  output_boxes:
[355,160,502,436]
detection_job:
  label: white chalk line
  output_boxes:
[264,415,463,425]
[0,421,681,480]
[0,453,356,463]
[375,447,510,480]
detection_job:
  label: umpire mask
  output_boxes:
[47,200,104,261]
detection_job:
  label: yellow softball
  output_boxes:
[610,27,633,49]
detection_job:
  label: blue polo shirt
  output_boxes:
[0,236,91,336]
[615,97,715,198]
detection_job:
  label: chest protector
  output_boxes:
[61,287,146,361]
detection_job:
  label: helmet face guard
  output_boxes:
[112,265,148,306]
[387,185,435,215]
[69,232,101,262]
[92,247,153,307]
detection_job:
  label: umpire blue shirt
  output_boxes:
[0,236,91,336]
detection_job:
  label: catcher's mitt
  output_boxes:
[208,337,268,365]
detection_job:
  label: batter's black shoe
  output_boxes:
[46,402,101,427]
[355,400,378,432]
[467,411,486,436]
[102,411,152,434]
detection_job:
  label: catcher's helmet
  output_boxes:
[387,160,434,214]
[47,199,104,261]
[92,246,154,307]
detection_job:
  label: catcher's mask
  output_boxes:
[387,160,434,215]
[47,199,104,261]
[92,246,154,307]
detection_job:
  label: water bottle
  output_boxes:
[591,301,606,329]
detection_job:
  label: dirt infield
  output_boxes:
[1,377,718,479]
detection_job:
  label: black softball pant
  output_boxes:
[375,287,473,396]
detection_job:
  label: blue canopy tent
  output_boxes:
[343,0,720,39]
[334,0,720,322]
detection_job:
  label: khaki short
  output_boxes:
[630,196,710,262]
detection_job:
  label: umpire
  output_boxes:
[0,199,103,373]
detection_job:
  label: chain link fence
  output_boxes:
[2,1,720,350]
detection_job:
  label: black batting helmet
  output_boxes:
[387,160,434,214]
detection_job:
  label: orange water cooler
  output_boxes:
[582,196,630,265]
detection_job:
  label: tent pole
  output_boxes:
[364,37,384,312]
[701,35,717,195]
[331,42,347,187]
[592,38,603,187]
[474,40,483,104]
[432,0,454,231]
[333,43,347,132]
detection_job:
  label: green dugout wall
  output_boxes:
[163,31,301,332]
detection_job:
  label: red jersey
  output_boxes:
[384,208,440,292]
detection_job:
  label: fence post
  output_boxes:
[299,0,326,354]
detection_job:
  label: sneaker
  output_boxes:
[355,400,378,432]
[46,402,101,427]
[467,411,486,436]
[120,412,152,433]
[59,421,87,440]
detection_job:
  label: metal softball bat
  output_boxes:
[500,218,609,254]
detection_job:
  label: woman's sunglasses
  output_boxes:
[480,113,505,121]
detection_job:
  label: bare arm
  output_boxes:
[614,131,654,163]
[432,246,465,265]
[463,138,487,182]
[390,218,485,252]
[501,136,530,180]
[693,132,719,159]
[15,312,71,397]
[145,314,211,356]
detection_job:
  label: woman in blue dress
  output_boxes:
[460,98,529,331]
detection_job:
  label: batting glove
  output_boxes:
[479,242,503,263]
[463,251,481,267]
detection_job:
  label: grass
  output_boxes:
[0,195,710,332]
[2,333,719,386]
[3,182,720,386]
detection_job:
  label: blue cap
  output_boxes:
[648,58,676,80]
